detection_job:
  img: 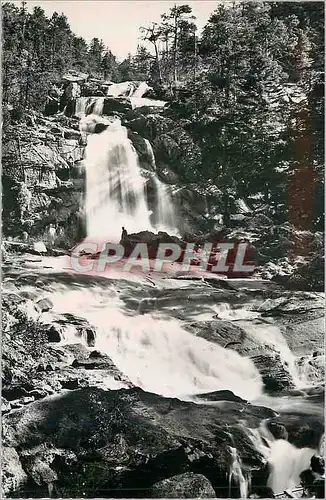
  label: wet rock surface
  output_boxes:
[2,386,275,498]
[1,251,324,498]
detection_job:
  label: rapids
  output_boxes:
[5,254,324,498]
[8,89,321,497]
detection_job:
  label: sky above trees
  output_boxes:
[8,0,221,59]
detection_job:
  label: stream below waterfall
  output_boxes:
[3,102,323,499]
[5,251,323,497]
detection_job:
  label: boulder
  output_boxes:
[279,254,324,292]
[2,447,28,495]
[311,455,324,475]
[63,343,90,362]
[250,352,295,394]
[33,241,47,254]
[266,414,324,449]
[185,320,258,356]
[194,390,246,404]
[268,422,288,440]
[3,387,275,497]
[35,297,54,313]
[102,97,133,115]
[150,472,216,498]
[71,355,116,370]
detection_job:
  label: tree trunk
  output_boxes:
[173,17,178,84]
[222,191,231,227]
[153,41,162,83]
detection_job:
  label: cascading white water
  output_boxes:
[75,97,93,116]
[84,120,155,241]
[267,439,316,493]
[153,177,177,233]
[82,116,179,241]
[237,320,306,387]
[143,138,178,234]
[228,447,249,498]
[44,284,263,401]
[92,310,263,400]
[17,262,324,498]
[75,96,105,117]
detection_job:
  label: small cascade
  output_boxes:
[131,82,150,98]
[228,447,249,498]
[75,97,93,116]
[92,97,105,115]
[144,138,156,170]
[143,138,178,233]
[153,177,177,233]
[296,352,325,385]
[238,321,305,387]
[257,422,319,495]
[267,439,316,493]
[84,119,154,241]
[75,96,104,117]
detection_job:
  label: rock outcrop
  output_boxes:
[150,472,216,498]
[2,113,85,246]
[2,386,276,498]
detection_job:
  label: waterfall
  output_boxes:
[228,447,249,498]
[82,117,178,241]
[267,440,316,493]
[92,97,105,115]
[47,284,263,401]
[75,97,104,117]
[75,97,93,116]
[143,139,178,234]
[153,178,177,233]
[237,321,306,387]
[84,119,154,242]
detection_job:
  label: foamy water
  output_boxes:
[83,119,178,241]
[238,320,308,388]
[267,440,316,493]
[6,258,324,497]
[45,285,263,401]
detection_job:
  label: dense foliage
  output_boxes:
[150,1,325,229]
[1,2,153,109]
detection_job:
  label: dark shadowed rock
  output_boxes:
[102,97,133,115]
[266,414,324,449]
[311,455,325,475]
[72,354,115,370]
[268,422,289,440]
[35,297,54,312]
[150,472,216,498]
[46,324,62,342]
[3,387,276,498]
[194,390,246,404]
[250,352,295,394]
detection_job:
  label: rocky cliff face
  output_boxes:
[2,95,324,293]
[2,113,86,247]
